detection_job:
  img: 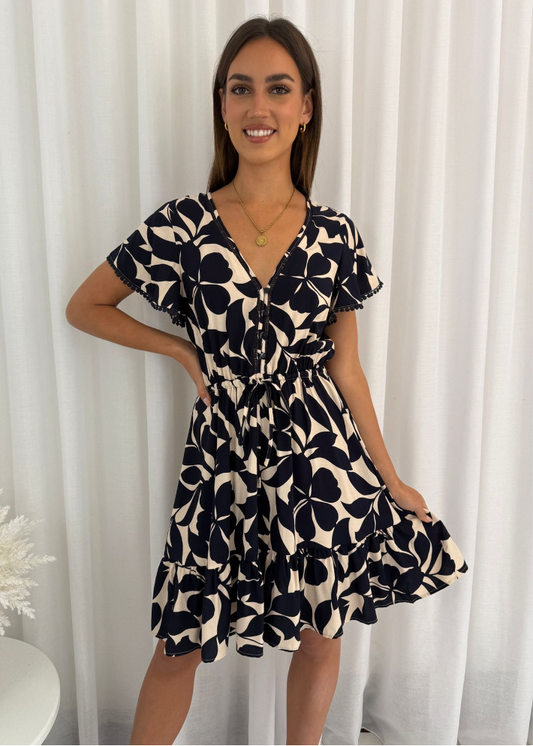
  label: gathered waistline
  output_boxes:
[205,362,328,470]
[206,361,328,390]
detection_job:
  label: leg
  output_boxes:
[129,638,203,745]
[286,629,341,745]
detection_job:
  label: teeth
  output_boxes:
[245,129,275,136]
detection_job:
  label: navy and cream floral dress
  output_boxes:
[106,191,468,663]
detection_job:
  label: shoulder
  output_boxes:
[162,193,200,216]
[309,199,360,244]
[155,192,214,244]
[166,192,214,222]
[309,198,350,224]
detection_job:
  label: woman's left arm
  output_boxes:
[324,311,432,522]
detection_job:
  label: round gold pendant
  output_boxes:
[256,234,267,246]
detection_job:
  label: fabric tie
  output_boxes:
[237,371,292,468]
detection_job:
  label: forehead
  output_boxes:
[228,38,299,80]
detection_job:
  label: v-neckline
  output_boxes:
[205,190,312,293]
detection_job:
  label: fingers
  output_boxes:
[198,389,211,407]
[415,488,432,522]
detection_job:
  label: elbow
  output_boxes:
[65,303,74,326]
[65,300,85,327]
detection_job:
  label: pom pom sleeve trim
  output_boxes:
[106,255,188,327]
[326,277,385,325]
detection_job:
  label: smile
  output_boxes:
[243,129,276,143]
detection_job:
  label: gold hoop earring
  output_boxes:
[299,123,306,133]
[224,121,229,131]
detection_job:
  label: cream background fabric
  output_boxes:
[0,1,531,744]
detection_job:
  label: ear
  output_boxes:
[219,87,225,121]
[303,88,314,120]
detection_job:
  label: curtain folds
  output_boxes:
[0,1,531,744]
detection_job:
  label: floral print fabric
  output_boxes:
[106,192,468,663]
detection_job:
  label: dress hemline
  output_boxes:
[151,527,469,664]
[153,565,467,663]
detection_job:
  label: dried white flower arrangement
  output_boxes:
[0,487,57,635]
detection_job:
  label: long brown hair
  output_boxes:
[206,16,322,199]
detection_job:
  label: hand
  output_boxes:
[388,478,433,523]
[172,340,212,407]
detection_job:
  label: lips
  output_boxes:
[243,129,277,143]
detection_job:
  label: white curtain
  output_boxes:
[1,0,532,744]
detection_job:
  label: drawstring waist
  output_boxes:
[207,364,327,471]
[238,372,291,466]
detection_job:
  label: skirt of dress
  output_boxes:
[150,378,469,664]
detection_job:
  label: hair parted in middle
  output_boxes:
[206,14,322,199]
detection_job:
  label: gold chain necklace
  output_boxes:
[231,179,296,246]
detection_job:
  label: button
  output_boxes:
[260,352,267,359]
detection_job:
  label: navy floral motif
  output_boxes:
[106,192,468,663]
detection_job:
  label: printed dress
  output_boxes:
[106,191,469,663]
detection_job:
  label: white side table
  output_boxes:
[0,637,60,745]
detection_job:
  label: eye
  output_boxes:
[230,85,290,95]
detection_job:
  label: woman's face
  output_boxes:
[219,37,313,166]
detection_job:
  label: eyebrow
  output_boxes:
[227,73,295,84]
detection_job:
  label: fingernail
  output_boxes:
[202,397,210,407]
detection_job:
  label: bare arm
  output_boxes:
[65,260,211,403]
[324,311,400,492]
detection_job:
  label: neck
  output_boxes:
[231,163,297,208]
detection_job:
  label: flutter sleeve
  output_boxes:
[106,200,187,327]
[326,215,384,325]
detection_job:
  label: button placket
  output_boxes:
[258,288,268,372]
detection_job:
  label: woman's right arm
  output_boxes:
[65,260,211,404]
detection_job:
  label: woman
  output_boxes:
[66,16,468,746]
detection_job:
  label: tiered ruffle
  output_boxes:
[151,514,468,663]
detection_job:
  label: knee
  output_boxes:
[298,629,341,660]
[151,638,203,674]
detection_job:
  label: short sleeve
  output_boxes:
[326,216,384,325]
[106,200,187,327]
